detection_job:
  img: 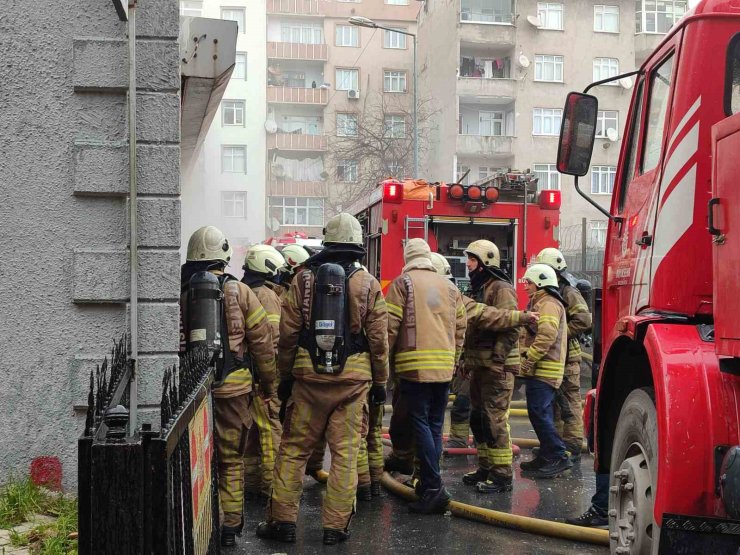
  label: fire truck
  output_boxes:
[351,171,561,305]
[263,231,323,251]
[556,1,740,552]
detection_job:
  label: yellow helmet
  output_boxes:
[464,239,500,268]
[524,263,558,289]
[244,244,285,277]
[536,247,567,272]
[430,252,451,276]
[281,244,310,273]
[186,226,232,263]
[323,213,363,246]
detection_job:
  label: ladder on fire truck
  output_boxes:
[405,216,429,244]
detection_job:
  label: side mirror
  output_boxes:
[557,92,598,177]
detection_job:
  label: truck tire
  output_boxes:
[609,387,657,555]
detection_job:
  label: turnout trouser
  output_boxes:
[358,402,385,487]
[306,440,326,474]
[448,373,471,444]
[268,380,369,530]
[389,380,415,465]
[243,391,282,497]
[553,362,584,453]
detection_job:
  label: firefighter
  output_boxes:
[180,226,276,547]
[241,245,286,502]
[519,263,573,479]
[460,240,521,494]
[386,238,466,514]
[256,213,389,546]
[535,248,592,460]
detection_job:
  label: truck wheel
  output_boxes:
[609,387,657,555]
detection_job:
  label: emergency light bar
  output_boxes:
[382,179,404,204]
[538,189,561,210]
[448,183,500,204]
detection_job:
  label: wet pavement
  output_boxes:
[236,409,608,554]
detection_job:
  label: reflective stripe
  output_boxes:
[267,313,281,323]
[538,315,560,326]
[536,360,565,371]
[245,306,267,328]
[395,362,455,373]
[456,304,466,318]
[387,302,403,318]
[567,304,589,315]
[395,349,456,361]
[221,368,252,386]
[490,447,513,465]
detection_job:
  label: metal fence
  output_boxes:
[559,219,605,289]
[78,338,220,555]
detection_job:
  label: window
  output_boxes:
[384,71,407,93]
[386,0,409,4]
[270,197,324,226]
[337,160,358,182]
[280,115,320,135]
[460,0,514,23]
[384,29,407,49]
[478,166,503,180]
[222,145,247,173]
[336,113,358,137]
[588,221,608,247]
[618,80,644,211]
[725,34,740,116]
[222,100,245,126]
[594,5,619,33]
[535,55,564,82]
[281,23,323,44]
[233,53,247,80]
[533,164,561,191]
[221,8,245,33]
[537,3,563,30]
[456,164,471,185]
[180,1,203,17]
[387,161,404,177]
[533,108,562,136]
[636,0,687,34]
[479,111,504,136]
[221,192,247,218]
[596,110,619,139]
[336,68,359,91]
[336,25,358,47]
[591,166,616,194]
[642,53,674,172]
[593,57,619,84]
[384,115,406,138]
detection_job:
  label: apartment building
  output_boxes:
[417,0,687,242]
[266,0,419,235]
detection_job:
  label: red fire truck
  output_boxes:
[557,1,740,552]
[351,172,561,305]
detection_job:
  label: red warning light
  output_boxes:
[484,187,499,203]
[448,184,465,199]
[467,185,482,200]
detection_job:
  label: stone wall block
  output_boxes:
[134,198,181,248]
[137,92,180,143]
[128,303,181,353]
[137,0,179,39]
[139,250,181,301]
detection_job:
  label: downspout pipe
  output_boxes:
[128,0,138,435]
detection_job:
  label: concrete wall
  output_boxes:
[0,0,181,486]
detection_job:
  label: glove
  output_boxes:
[261,381,276,398]
[520,359,535,377]
[369,384,387,406]
[279,400,287,424]
[277,378,294,402]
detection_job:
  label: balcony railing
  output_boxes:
[459,19,516,47]
[267,86,329,105]
[267,0,323,16]
[268,180,327,197]
[267,41,328,61]
[457,77,515,99]
[456,134,513,157]
[268,133,328,151]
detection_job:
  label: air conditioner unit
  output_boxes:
[451,239,471,251]
[347,89,360,100]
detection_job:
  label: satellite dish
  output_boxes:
[619,77,633,89]
[518,54,531,69]
[270,218,281,232]
[271,163,285,178]
[526,15,542,27]
[606,128,618,142]
[265,119,277,133]
[319,171,330,180]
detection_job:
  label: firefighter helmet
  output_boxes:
[464,239,500,268]
[281,244,310,273]
[323,213,363,246]
[524,264,558,289]
[430,252,452,276]
[244,244,285,277]
[186,226,232,263]
[536,247,567,272]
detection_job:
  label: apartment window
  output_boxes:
[589,220,608,247]
[180,1,203,17]
[533,108,562,136]
[336,25,358,47]
[222,192,247,218]
[593,57,619,84]
[479,111,504,136]
[636,0,687,34]
[591,166,616,194]
[222,145,247,173]
[535,55,564,82]
[384,115,406,138]
[594,5,619,33]
[386,0,409,4]
[271,197,324,226]
[222,100,245,126]
[281,23,323,44]
[460,0,514,23]
[233,53,247,80]
[384,71,407,93]
[280,115,320,135]
[479,166,503,180]
[384,29,407,49]
[221,8,245,33]
[337,160,358,182]
[456,164,471,185]
[336,113,358,137]
[336,68,359,91]
[533,164,561,191]
[596,110,619,139]
[537,2,563,30]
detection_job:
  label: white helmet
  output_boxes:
[323,213,363,246]
[281,244,310,273]
[524,263,558,289]
[464,239,500,268]
[186,226,232,263]
[244,244,285,277]
[430,252,451,276]
[536,247,567,272]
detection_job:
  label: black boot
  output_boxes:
[531,456,574,479]
[356,484,372,501]
[408,487,451,514]
[221,523,242,547]
[476,474,513,494]
[370,480,382,497]
[462,467,488,485]
[323,528,350,545]
[255,521,297,543]
[384,454,414,475]
[565,444,582,463]
[520,456,548,472]
[565,506,608,528]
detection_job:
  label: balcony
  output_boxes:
[456,134,513,157]
[267,86,328,105]
[457,77,515,101]
[268,133,328,151]
[459,21,516,48]
[267,0,323,16]
[634,33,664,66]
[267,41,328,61]
[268,180,327,197]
